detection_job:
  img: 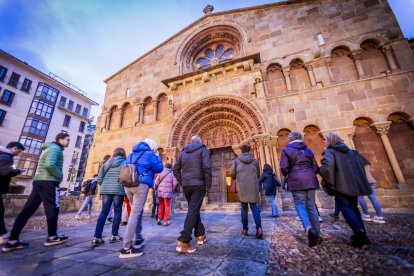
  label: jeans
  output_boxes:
[10,181,60,240]
[241,202,262,229]
[336,192,366,234]
[178,185,206,243]
[291,189,320,235]
[358,184,382,217]
[151,188,157,217]
[170,193,177,214]
[94,194,124,238]
[77,195,94,216]
[0,195,6,236]
[267,195,279,216]
[333,200,340,216]
[158,198,171,221]
[123,184,150,248]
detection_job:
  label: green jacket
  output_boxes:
[34,142,64,182]
[97,156,126,196]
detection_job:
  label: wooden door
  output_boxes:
[209,147,237,203]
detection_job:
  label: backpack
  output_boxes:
[81,179,93,195]
[272,173,282,187]
[119,152,150,187]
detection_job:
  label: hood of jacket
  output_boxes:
[132,142,152,153]
[42,142,63,151]
[328,142,350,153]
[238,153,255,164]
[0,146,12,155]
[287,141,307,150]
[183,142,205,153]
[108,156,125,167]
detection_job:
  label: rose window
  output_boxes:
[195,45,234,69]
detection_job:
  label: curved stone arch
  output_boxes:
[353,116,375,126]
[197,120,247,143]
[387,111,412,122]
[287,55,313,66]
[322,41,358,57]
[143,96,153,104]
[156,92,168,101]
[168,95,267,147]
[354,33,389,48]
[266,62,283,72]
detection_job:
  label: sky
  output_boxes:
[0,0,413,120]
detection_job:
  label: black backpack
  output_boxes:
[81,179,93,195]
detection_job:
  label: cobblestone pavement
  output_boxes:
[3,211,414,275]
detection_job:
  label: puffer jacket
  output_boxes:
[97,156,126,196]
[125,142,163,188]
[279,141,319,191]
[230,153,260,203]
[0,146,22,194]
[155,168,178,199]
[34,142,64,182]
[259,171,280,196]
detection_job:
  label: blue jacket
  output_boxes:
[259,171,280,196]
[125,142,163,188]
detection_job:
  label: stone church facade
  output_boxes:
[86,0,414,209]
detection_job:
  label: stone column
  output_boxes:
[105,113,111,131]
[382,45,399,71]
[372,121,406,185]
[282,67,292,91]
[305,63,317,87]
[324,57,335,82]
[271,138,281,179]
[320,126,356,149]
[140,103,145,124]
[153,99,160,122]
[352,50,365,78]
[134,104,142,126]
[118,106,124,128]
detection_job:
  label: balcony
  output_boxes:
[58,104,94,122]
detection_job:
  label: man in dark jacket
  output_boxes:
[0,142,25,244]
[173,135,212,254]
[2,133,70,253]
[74,174,98,220]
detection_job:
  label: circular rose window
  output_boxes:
[195,45,234,69]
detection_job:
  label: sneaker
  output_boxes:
[318,216,323,223]
[295,216,301,221]
[2,240,29,252]
[361,214,372,222]
[176,241,183,251]
[272,214,279,217]
[329,213,339,220]
[109,235,123,243]
[121,221,128,226]
[197,235,207,245]
[74,215,81,220]
[163,221,170,226]
[105,220,111,225]
[44,235,68,247]
[242,229,248,236]
[157,219,162,225]
[107,217,113,223]
[255,228,263,239]
[119,246,144,259]
[176,242,196,254]
[91,237,104,247]
[133,239,145,249]
[308,228,319,247]
[86,215,92,219]
[0,233,8,245]
[373,216,385,224]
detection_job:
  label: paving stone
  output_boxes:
[163,256,222,275]
[60,249,114,261]
[53,262,115,276]
[215,259,267,276]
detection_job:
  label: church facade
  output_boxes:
[86,0,414,209]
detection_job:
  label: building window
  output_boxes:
[82,107,88,117]
[68,100,74,111]
[0,90,15,106]
[195,45,234,69]
[79,121,85,133]
[59,96,66,107]
[0,109,6,126]
[63,114,71,127]
[75,104,82,114]
[75,136,82,148]
[23,119,48,137]
[0,65,8,82]
[35,83,58,103]
[21,78,32,92]
[126,88,130,97]
[29,100,54,119]
[61,130,68,134]
[20,136,43,155]
[17,157,37,177]
[8,72,20,88]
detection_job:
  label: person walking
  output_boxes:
[258,164,280,217]
[280,131,321,247]
[75,174,98,219]
[155,163,178,226]
[173,135,212,254]
[231,145,263,238]
[320,132,372,248]
[0,142,25,244]
[120,138,163,258]
[91,148,126,247]
[2,133,70,252]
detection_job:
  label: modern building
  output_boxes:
[0,50,98,194]
[74,124,96,191]
[86,0,414,209]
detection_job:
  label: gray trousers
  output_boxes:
[123,184,150,248]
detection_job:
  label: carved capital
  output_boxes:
[351,50,362,60]
[372,121,392,136]
[324,56,332,66]
[282,67,291,76]
[381,45,393,55]
[304,63,314,71]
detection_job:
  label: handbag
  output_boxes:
[321,179,335,196]
[230,180,237,193]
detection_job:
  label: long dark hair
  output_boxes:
[263,164,274,173]
[112,148,126,159]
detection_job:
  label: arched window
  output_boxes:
[360,40,389,77]
[157,94,168,121]
[108,106,119,130]
[195,44,234,69]
[120,103,132,128]
[266,64,286,97]
[330,46,358,82]
[289,59,311,91]
[143,97,154,124]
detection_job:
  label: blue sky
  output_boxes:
[0,0,413,119]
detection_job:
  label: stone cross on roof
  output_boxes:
[203,4,214,15]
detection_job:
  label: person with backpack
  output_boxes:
[75,174,98,219]
[3,133,70,252]
[91,148,126,247]
[155,163,178,226]
[0,142,25,245]
[119,138,163,258]
[259,164,281,217]
[280,131,321,248]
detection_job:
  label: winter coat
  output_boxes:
[259,171,280,196]
[155,168,178,199]
[280,141,319,191]
[173,142,212,189]
[230,153,260,203]
[125,142,163,188]
[34,142,64,182]
[97,156,126,196]
[320,142,372,197]
[353,150,376,184]
[0,146,22,194]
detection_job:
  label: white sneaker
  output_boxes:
[373,216,385,224]
[0,233,9,245]
[318,216,323,222]
[295,216,301,221]
[74,215,81,220]
[86,215,92,219]
[361,214,372,221]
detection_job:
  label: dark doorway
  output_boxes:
[209,147,237,203]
